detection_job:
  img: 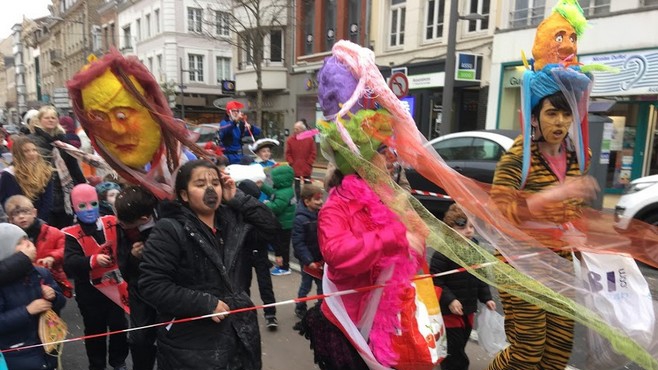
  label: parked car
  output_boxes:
[188,123,220,148]
[405,130,519,218]
[614,175,658,229]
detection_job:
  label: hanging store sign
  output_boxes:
[455,53,483,82]
[580,49,658,96]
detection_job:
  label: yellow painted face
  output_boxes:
[532,12,578,71]
[81,69,162,168]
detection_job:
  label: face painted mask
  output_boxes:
[203,186,219,208]
[71,184,100,224]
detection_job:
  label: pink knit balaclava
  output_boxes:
[71,184,100,224]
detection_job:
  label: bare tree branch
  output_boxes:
[190,0,292,129]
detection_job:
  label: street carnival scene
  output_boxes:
[1,0,658,369]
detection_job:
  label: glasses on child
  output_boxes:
[10,207,33,218]
[453,217,468,227]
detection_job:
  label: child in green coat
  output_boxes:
[261,165,296,275]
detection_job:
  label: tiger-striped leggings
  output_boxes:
[486,289,574,370]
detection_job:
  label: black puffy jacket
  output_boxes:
[430,240,493,315]
[292,202,322,266]
[139,191,277,370]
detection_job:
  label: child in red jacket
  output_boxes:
[5,194,73,297]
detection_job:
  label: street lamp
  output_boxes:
[179,57,201,120]
[439,0,486,135]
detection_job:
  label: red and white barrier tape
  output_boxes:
[1,253,539,355]
[411,189,452,200]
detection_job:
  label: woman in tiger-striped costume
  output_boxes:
[487,90,598,370]
[487,2,600,368]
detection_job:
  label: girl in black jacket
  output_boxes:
[139,160,278,370]
[430,203,497,370]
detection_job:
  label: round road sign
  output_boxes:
[388,72,409,98]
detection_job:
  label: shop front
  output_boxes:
[580,49,658,192]
[381,60,486,140]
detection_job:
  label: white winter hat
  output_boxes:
[0,223,28,261]
[225,164,266,184]
[23,109,40,126]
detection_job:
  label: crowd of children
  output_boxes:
[0,133,502,370]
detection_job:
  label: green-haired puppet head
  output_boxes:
[319,109,394,174]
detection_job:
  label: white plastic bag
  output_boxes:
[579,251,655,345]
[577,251,655,368]
[475,303,509,356]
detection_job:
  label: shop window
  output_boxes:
[578,0,610,15]
[509,0,545,28]
[425,0,445,41]
[466,0,489,32]
[390,0,406,47]
[604,104,639,190]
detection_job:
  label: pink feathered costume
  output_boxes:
[318,174,424,368]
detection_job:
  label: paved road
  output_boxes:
[58,268,495,370]
[59,261,654,370]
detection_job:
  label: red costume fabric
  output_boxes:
[63,216,129,312]
[34,223,72,297]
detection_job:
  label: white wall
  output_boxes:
[117,0,233,95]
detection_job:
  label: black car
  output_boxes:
[405,130,520,218]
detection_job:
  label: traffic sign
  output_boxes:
[52,87,70,109]
[388,72,409,98]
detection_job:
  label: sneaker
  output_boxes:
[271,266,291,276]
[295,306,307,319]
[113,364,128,370]
[266,316,278,331]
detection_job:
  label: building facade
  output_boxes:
[233,0,293,141]
[291,0,369,135]
[488,0,658,192]
[117,0,236,125]
[0,37,17,123]
[371,0,496,139]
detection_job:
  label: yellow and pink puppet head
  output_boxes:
[67,50,209,199]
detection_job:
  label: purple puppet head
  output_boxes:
[317,56,361,117]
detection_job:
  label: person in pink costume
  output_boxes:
[298,52,444,370]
